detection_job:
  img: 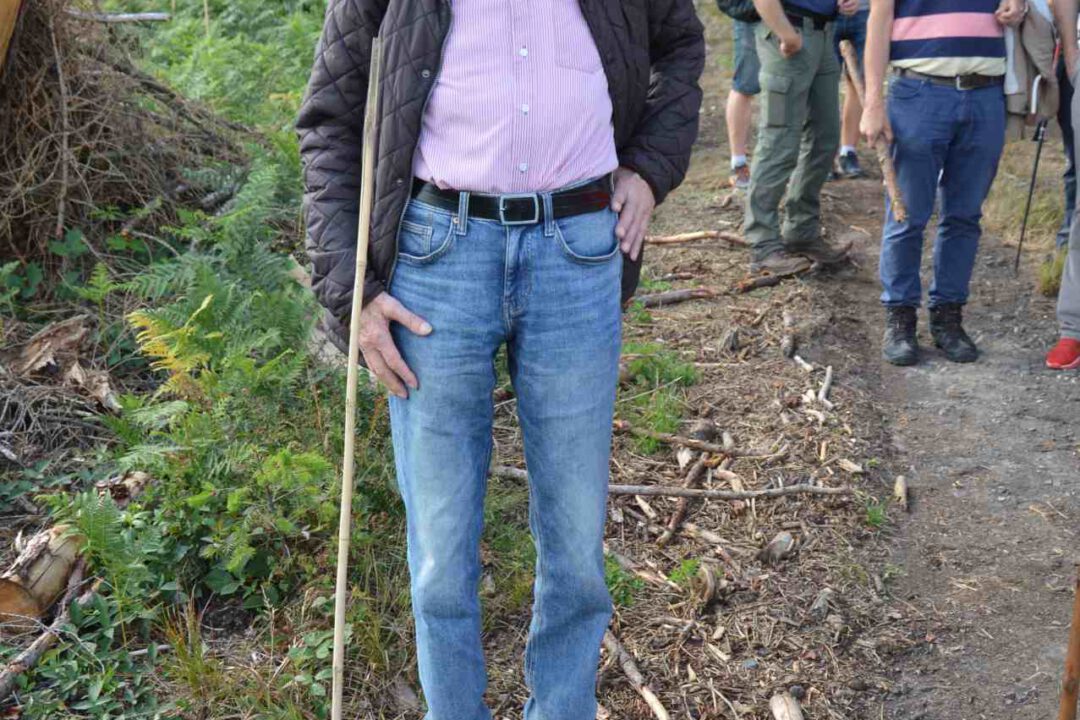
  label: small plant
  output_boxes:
[623,342,698,388]
[865,500,888,529]
[669,558,701,587]
[605,555,645,608]
[628,390,683,454]
[638,274,672,293]
[1039,248,1068,297]
[625,299,653,325]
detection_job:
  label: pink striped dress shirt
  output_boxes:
[412,0,620,195]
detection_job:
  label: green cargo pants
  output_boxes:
[744,18,841,261]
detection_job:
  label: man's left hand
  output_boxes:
[838,0,859,16]
[611,167,655,261]
[995,0,1025,26]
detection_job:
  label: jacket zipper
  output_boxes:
[386,0,454,292]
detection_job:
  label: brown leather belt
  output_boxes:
[411,175,613,226]
[894,67,1004,91]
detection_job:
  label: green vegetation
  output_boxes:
[620,342,697,454]
[604,556,645,608]
[1040,248,1068,297]
[668,558,701,587]
[864,499,888,529]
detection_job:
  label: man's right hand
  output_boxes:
[356,292,432,399]
[861,101,893,147]
[780,29,803,58]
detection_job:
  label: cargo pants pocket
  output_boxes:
[761,74,792,128]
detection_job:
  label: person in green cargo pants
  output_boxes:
[745,0,857,274]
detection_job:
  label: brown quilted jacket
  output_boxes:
[296,0,705,349]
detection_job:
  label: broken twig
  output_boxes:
[603,630,670,720]
[638,288,719,308]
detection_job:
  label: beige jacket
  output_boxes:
[1006,6,1059,140]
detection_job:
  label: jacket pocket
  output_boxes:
[762,74,793,127]
[553,4,604,74]
[554,209,620,264]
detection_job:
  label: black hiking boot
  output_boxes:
[929,303,978,363]
[882,306,919,366]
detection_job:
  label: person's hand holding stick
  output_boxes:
[843,39,907,223]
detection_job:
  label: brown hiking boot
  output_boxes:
[749,251,813,275]
[789,235,852,266]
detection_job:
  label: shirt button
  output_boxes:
[518,163,528,173]
[518,47,528,57]
[395,178,404,186]
[521,104,529,114]
[421,69,431,78]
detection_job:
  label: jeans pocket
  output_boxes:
[889,76,925,102]
[554,209,620,264]
[397,202,456,266]
[761,73,792,127]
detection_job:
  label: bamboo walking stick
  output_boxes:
[1058,567,1080,720]
[331,36,382,720]
[838,39,907,224]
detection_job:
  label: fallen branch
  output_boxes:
[734,269,808,294]
[603,630,670,720]
[646,230,749,247]
[817,365,835,410]
[0,558,88,701]
[638,287,718,308]
[656,454,710,547]
[609,483,853,500]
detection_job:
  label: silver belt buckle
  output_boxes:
[498,193,540,225]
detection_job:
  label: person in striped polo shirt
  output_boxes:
[861,0,1024,366]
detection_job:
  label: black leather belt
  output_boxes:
[410,175,613,226]
[895,67,1004,91]
[785,12,829,30]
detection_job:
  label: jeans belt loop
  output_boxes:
[542,191,557,237]
[455,190,470,235]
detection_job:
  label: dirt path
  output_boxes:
[821,173,1080,718]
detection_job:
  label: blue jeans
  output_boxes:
[388,192,621,720]
[732,20,761,96]
[880,76,1005,307]
[832,9,868,70]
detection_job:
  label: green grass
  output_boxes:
[623,342,698,388]
[1040,248,1068,297]
[668,558,701,588]
[865,500,888,529]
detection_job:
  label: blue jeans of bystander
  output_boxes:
[880,76,1005,307]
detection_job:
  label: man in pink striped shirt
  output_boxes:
[298,1,704,717]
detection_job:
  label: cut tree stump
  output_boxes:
[0,525,82,634]
[0,471,149,634]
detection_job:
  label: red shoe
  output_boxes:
[1046,338,1080,369]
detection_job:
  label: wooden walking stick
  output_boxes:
[1058,566,1080,720]
[838,39,907,224]
[330,36,382,720]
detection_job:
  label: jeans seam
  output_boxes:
[524,464,544,693]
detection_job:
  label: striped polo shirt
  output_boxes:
[891,0,1006,77]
